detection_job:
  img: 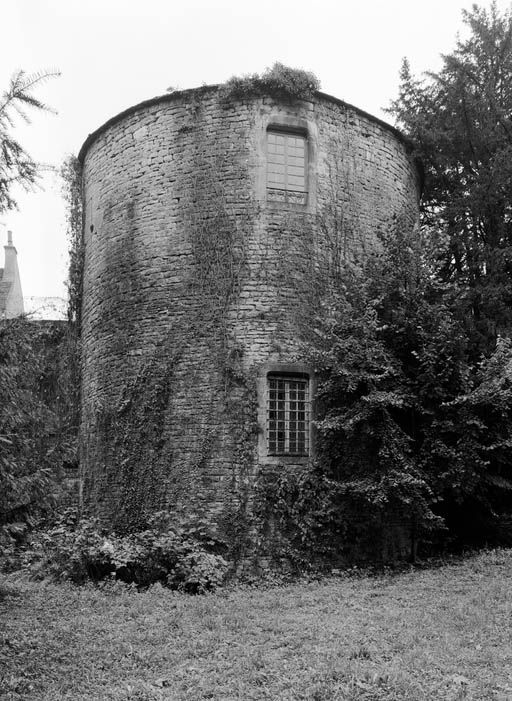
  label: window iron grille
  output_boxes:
[267,375,310,456]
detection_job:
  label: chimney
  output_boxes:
[1,230,24,317]
[3,231,18,282]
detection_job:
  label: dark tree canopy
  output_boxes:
[389,2,512,354]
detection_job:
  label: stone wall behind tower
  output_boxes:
[79,85,420,538]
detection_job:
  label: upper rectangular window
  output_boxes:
[267,130,307,205]
[267,375,310,456]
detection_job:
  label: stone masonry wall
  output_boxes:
[79,86,420,546]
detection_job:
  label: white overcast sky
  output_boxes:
[1,0,511,300]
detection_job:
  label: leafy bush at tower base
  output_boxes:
[26,510,229,593]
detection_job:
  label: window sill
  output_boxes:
[267,453,309,458]
[266,189,308,212]
[261,454,310,466]
[265,200,309,213]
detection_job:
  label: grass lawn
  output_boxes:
[1,550,512,700]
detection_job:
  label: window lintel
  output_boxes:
[266,123,308,137]
[260,363,313,379]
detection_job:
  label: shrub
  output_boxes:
[221,63,320,102]
[253,466,346,567]
[26,512,111,583]
[0,319,76,557]
[25,510,229,593]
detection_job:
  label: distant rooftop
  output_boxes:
[24,296,67,321]
[0,230,24,318]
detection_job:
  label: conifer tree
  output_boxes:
[0,69,60,213]
[389,2,512,355]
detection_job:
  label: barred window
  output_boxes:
[267,130,307,205]
[267,375,310,455]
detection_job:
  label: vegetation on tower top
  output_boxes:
[221,62,320,101]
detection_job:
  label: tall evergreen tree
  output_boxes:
[389,2,512,355]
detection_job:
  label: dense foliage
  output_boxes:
[306,225,512,556]
[26,510,228,592]
[0,320,75,554]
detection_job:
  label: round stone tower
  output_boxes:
[78,84,421,537]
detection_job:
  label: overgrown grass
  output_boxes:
[2,550,512,699]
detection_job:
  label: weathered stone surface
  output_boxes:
[79,86,421,541]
